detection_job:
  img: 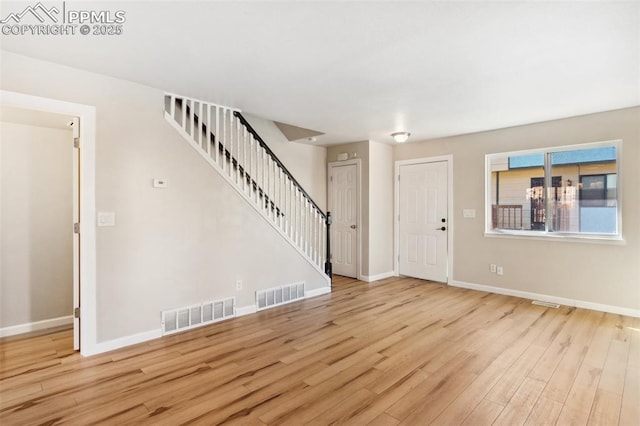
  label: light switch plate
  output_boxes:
[97,212,115,227]
[463,209,476,218]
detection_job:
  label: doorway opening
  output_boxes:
[1,90,96,355]
[328,159,361,280]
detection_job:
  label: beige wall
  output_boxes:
[0,51,329,342]
[368,141,394,277]
[1,122,73,327]
[327,141,394,278]
[395,107,640,311]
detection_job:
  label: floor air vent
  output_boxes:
[531,300,561,309]
[162,297,235,335]
[256,282,305,311]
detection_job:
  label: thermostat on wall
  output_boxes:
[153,178,168,188]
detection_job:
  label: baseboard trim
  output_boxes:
[0,315,73,338]
[306,286,332,298]
[361,272,395,283]
[450,280,640,318]
[85,328,162,356]
[236,305,257,316]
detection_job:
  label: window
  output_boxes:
[486,140,621,239]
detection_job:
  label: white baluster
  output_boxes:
[213,107,219,165]
[204,104,210,156]
[253,137,258,205]
[290,179,295,237]
[181,98,187,133]
[221,108,226,172]
[242,126,247,193]
[228,109,232,177]
[305,201,309,256]
[236,116,241,184]
[198,102,204,149]
[170,95,175,119]
[278,168,283,228]
[190,101,195,142]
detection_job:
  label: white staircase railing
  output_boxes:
[164,94,332,277]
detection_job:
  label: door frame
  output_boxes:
[327,159,362,280]
[1,90,97,356]
[394,155,454,283]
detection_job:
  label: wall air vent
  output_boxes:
[161,297,235,335]
[256,282,305,311]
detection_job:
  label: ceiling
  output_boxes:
[1,1,638,146]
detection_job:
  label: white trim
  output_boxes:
[236,305,257,316]
[450,280,640,318]
[360,271,395,283]
[87,329,162,356]
[484,139,623,240]
[394,155,454,284]
[306,286,332,298]
[0,315,73,338]
[0,90,97,356]
[484,231,626,245]
[327,159,362,280]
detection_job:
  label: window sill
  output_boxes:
[484,230,626,245]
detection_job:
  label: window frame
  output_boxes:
[485,139,623,242]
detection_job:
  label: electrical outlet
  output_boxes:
[497,266,504,276]
[235,280,242,291]
[490,264,497,273]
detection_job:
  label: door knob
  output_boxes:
[350,225,357,229]
[436,226,446,231]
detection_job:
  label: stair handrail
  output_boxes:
[233,111,326,220]
[234,111,333,276]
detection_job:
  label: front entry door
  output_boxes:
[399,161,448,282]
[329,163,358,278]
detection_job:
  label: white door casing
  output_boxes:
[397,160,449,283]
[1,90,97,355]
[328,161,359,278]
[71,117,81,350]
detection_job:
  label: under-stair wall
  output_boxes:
[164,94,332,278]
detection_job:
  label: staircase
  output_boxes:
[163,94,332,279]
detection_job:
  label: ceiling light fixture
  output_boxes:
[391,131,410,143]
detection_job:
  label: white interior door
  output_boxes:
[329,163,358,278]
[399,161,448,282]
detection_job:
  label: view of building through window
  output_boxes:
[488,144,619,236]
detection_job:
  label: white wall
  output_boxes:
[395,107,640,312]
[0,51,329,343]
[0,122,73,327]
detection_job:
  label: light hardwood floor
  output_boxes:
[1,276,638,425]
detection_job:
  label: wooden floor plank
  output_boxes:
[0,275,637,425]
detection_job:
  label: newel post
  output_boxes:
[325,211,332,278]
